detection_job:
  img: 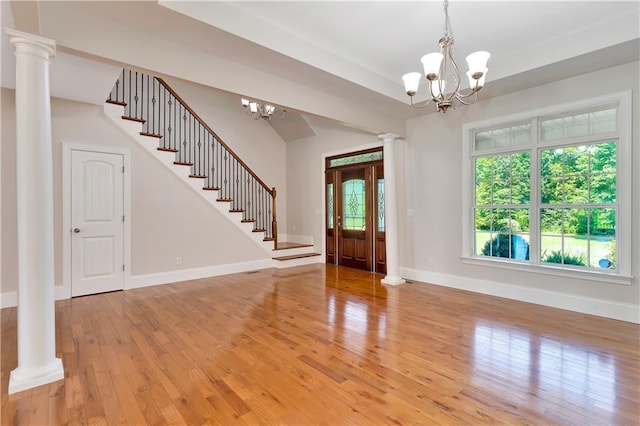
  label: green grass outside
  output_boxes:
[475,231,615,268]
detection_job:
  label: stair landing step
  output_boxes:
[273,253,321,261]
[274,242,313,251]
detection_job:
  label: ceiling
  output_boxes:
[161,1,640,103]
[2,1,639,138]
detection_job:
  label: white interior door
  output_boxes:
[71,150,124,297]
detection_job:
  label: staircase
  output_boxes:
[104,69,320,268]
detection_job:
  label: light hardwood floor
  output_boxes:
[2,264,639,425]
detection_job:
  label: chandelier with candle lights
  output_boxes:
[402,0,490,113]
[241,98,286,121]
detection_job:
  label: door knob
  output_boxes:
[73,228,80,233]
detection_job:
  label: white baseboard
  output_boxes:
[1,291,17,309]
[1,285,84,308]
[127,258,274,289]
[5,265,634,324]
[401,267,640,324]
[1,259,274,309]
[55,285,71,302]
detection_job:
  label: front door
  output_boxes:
[337,167,371,270]
[326,148,385,273]
[71,150,125,297]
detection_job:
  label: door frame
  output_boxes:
[323,144,385,273]
[62,142,131,299]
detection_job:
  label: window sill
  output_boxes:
[461,256,633,286]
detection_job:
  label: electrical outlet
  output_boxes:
[176,257,182,265]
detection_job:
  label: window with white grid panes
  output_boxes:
[463,92,631,282]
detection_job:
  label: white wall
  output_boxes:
[163,76,287,235]
[1,88,268,299]
[401,61,639,320]
[285,125,383,252]
[286,62,640,322]
[37,1,405,136]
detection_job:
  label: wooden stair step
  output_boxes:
[106,99,127,106]
[140,132,163,138]
[122,115,145,123]
[273,253,321,261]
[114,99,280,260]
[274,242,314,251]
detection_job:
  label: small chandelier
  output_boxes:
[402,0,490,113]
[241,98,286,121]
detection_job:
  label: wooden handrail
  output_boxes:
[154,77,274,196]
[109,69,278,244]
[271,187,278,243]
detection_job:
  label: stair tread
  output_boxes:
[274,242,314,251]
[140,132,162,138]
[106,99,127,106]
[122,115,145,123]
[273,253,321,261]
[110,93,281,260]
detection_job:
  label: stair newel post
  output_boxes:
[271,187,278,245]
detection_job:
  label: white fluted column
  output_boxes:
[7,29,63,394]
[378,133,405,286]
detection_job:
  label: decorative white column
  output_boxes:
[7,29,63,394]
[378,133,406,286]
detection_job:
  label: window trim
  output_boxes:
[325,147,383,170]
[462,91,632,284]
